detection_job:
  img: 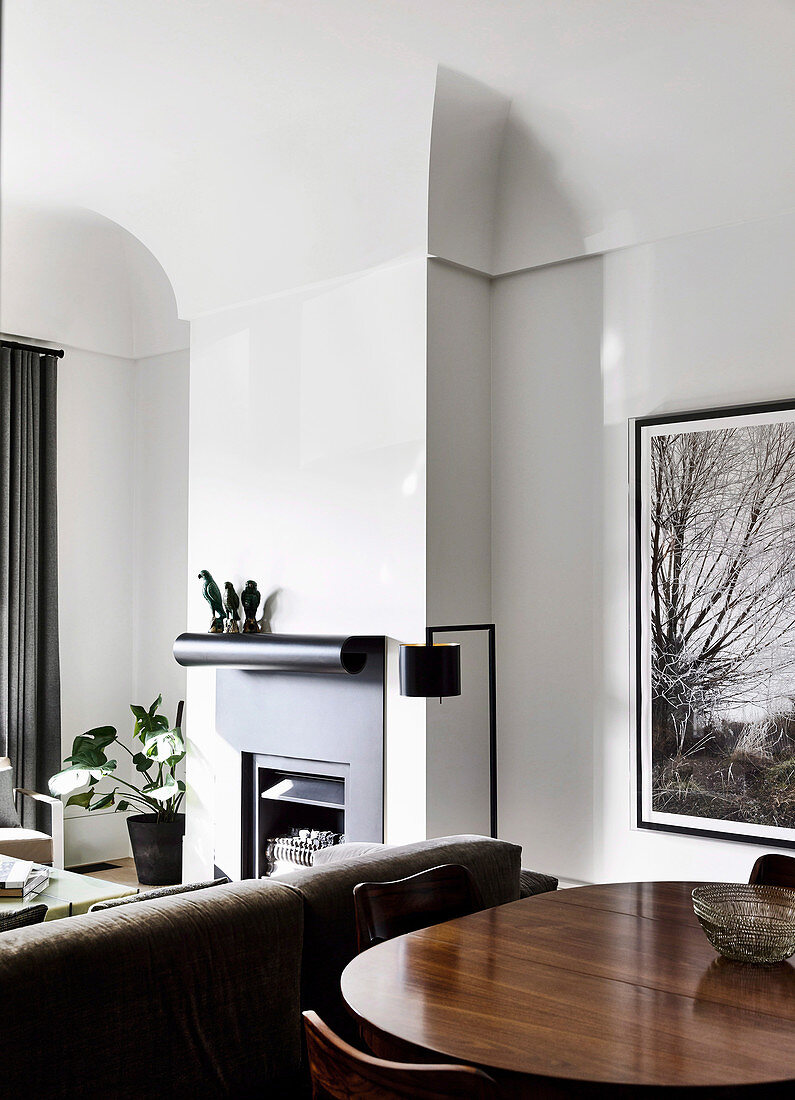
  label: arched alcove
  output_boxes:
[1,202,190,867]
[0,202,187,357]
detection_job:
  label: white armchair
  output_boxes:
[0,756,64,869]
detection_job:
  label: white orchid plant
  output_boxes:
[49,696,185,822]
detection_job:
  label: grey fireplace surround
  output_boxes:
[173,633,386,878]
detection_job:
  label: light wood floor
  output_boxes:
[74,857,149,891]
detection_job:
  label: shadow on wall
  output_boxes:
[493,113,588,273]
[259,588,282,634]
[428,66,587,278]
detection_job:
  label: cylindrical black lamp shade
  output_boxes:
[399,643,461,697]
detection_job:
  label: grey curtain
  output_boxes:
[0,346,61,827]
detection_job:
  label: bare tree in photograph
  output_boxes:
[650,423,795,761]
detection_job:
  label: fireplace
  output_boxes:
[175,632,387,879]
[244,753,348,876]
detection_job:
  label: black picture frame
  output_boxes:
[634,398,795,850]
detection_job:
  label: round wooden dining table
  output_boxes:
[341,881,795,1098]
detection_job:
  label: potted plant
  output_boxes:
[49,696,186,885]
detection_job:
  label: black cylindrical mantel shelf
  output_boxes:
[172,632,369,674]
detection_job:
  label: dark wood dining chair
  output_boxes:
[749,853,795,888]
[303,1010,498,1099]
[353,863,484,953]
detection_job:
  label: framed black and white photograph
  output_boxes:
[634,400,795,848]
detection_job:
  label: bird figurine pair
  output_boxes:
[198,571,261,634]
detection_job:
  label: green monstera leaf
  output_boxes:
[132,751,153,774]
[144,727,185,765]
[50,767,92,797]
[64,786,119,812]
[64,726,117,766]
[144,776,179,803]
[65,787,95,808]
[50,759,115,796]
[131,696,169,742]
[90,789,119,811]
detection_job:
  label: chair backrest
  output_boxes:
[353,863,484,953]
[303,1010,497,1100]
[749,853,795,888]
[0,904,48,934]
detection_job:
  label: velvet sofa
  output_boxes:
[0,834,555,1096]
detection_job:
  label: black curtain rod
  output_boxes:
[1,339,65,359]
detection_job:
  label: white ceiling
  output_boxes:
[3,0,794,315]
[1,203,189,358]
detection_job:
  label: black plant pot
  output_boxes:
[127,813,185,886]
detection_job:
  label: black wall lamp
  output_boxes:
[399,623,497,839]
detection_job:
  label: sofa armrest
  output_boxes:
[14,788,64,868]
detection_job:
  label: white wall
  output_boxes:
[492,210,795,885]
[184,258,429,879]
[425,259,493,837]
[56,345,189,865]
[57,347,137,864]
[596,209,795,885]
[132,350,190,722]
[491,257,603,882]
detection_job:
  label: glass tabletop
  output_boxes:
[0,866,137,920]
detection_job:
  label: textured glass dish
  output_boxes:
[692,884,795,965]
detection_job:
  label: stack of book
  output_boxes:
[0,857,50,899]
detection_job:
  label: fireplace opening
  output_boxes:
[243,753,349,877]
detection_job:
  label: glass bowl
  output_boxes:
[692,884,795,965]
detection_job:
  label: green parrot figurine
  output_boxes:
[223,581,241,633]
[241,579,261,633]
[198,569,225,632]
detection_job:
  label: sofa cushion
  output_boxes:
[520,869,558,897]
[89,875,231,912]
[0,828,52,863]
[0,879,304,1097]
[0,763,21,828]
[0,903,48,934]
[281,834,521,1042]
[310,842,386,866]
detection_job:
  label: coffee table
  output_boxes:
[0,866,137,921]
